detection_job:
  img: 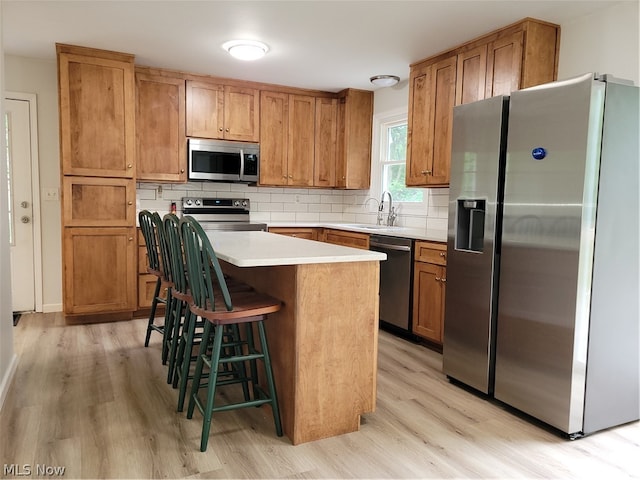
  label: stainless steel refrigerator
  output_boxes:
[442,73,639,437]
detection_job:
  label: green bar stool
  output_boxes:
[180,216,283,452]
[139,210,168,348]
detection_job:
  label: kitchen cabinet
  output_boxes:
[135,69,187,182]
[268,227,320,241]
[314,97,338,187]
[413,241,447,344]
[260,91,315,186]
[137,229,167,309]
[58,44,136,178]
[57,44,138,318]
[336,89,373,189]
[321,229,369,250]
[186,80,259,142]
[406,55,457,187]
[407,18,559,187]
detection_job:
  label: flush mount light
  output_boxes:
[222,40,269,61]
[370,75,400,87]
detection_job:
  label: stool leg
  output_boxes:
[144,277,162,347]
[230,324,251,402]
[167,298,185,384]
[176,311,196,411]
[161,289,174,365]
[187,320,212,420]
[200,324,224,452]
[245,323,260,400]
[257,320,283,437]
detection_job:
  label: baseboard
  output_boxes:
[0,353,19,412]
[42,303,63,313]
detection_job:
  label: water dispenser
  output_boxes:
[455,199,486,252]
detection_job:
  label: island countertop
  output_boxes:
[207,230,386,267]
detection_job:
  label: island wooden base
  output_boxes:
[221,260,379,445]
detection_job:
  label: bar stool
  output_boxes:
[180,216,283,452]
[139,210,168,348]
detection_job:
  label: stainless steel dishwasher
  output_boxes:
[369,235,414,333]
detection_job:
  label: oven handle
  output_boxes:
[369,240,411,252]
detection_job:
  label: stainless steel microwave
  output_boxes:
[188,138,259,183]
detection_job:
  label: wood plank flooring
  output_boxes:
[1,312,638,478]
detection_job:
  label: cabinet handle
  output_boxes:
[435,276,441,281]
[282,175,288,179]
[128,237,133,241]
[225,128,230,132]
[441,278,447,283]
[439,252,446,257]
[421,170,432,175]
[219,127,224,132]
[288,175,293,179]
[180,169,185,173]
[128,164,133,169]
[128,201,133,205]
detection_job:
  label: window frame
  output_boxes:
[370,108,427,215]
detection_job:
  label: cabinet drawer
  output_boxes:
[269,227,319,241]
[322,229,369,249]
[415,241,447,265]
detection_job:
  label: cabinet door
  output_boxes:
[322,229,369,249]
[314,97,338,187]
[413,262,446,342]
[58,52,135,178]
[63,227,137,314]
[186,80,224,138]
[287,94,315,186]
[456,45,488,105]
[136,72,186,182]
[269,227,319,241]
[224,86,260,142]
[485,31,524,98]
[62,176,136,227]
[336,89,373,189]
[259,91,289,185]
[407,56,456,187]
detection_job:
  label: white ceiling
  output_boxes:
[2,1,620,92]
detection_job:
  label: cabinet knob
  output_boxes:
[441,278,447,283]
[219,127,224,132]
[225,128,230,132]
[128,164,133,169]
[180,169,185,173]
[288,175,293,179]
[421,170,432,175]
[439,252,446,257]
[128,237,133,241]
[128,201,133,205]
[435,276,441,281]
[283,175,288,179]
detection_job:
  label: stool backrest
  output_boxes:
[180,216,232,311]
[163,213,188,294]
[154,212,173,283]
[139,210,161,272]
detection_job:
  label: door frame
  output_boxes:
[5,92,43,312]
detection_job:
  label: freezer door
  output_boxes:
[443,95,508,394]
[494,73,605,434]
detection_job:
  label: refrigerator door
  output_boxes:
[443,96,508,394]
[494,73,605,434]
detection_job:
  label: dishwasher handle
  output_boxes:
[369,240,412,252]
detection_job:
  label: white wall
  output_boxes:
[0,3,19,412]
[3,0,638,312]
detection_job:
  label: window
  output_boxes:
[372,110,425,212]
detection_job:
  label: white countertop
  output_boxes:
[207,231,387,267]
[267,222,448,243]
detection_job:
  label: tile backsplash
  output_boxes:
[137,182,449,231]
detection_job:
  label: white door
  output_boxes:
[5,98,35,312]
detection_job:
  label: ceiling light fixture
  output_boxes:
[370,75,400,87]
[222,40,269,61]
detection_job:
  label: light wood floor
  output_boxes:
[1,312,638,479]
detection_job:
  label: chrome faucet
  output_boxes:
[364,197,383,225]
[380,191,397,226]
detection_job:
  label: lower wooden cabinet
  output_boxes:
[63,227,137,315]
[321,228,369,249]
[412,241,447,343]
[268,227,320,241]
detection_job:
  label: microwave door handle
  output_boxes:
[239,148,245,181]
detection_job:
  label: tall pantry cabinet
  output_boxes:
[57,44,137,319]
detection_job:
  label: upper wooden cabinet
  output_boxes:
[57,44,136,178]
[135,70,187,182]
[336,89,373,189]
[407,18,559,187]
[314,97,338,187]
[259,91,315,186]
[186,80,259,142]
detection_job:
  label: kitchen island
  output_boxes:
[206,231,386,445]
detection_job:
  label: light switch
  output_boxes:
[43,188,59,201]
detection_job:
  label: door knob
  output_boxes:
[21,216,30,224]
[20,201,29,208]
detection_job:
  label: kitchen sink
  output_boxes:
[339,224,400,231]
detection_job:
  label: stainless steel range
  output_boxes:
[181,197,267,231]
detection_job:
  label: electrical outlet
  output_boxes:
[157,185,163,198]
[295,195,301,203]
[43,188,59,201]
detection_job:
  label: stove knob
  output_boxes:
[186,199,193,206]
[195,199,201,206]
[242,200,248,207]
[234,200,240,207]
